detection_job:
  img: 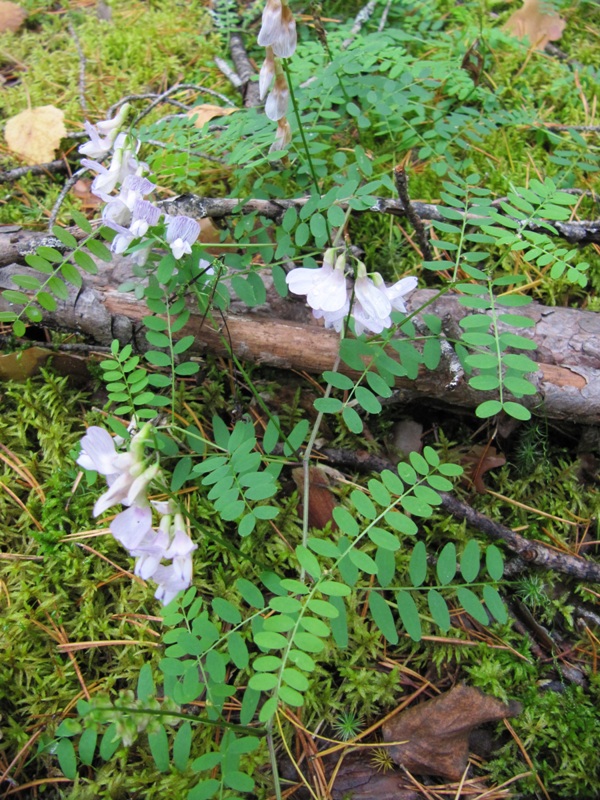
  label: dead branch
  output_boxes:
[319,448,600,583]
[1,248,599,424]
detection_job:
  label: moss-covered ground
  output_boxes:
[1,1,600,798]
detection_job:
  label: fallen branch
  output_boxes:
[0,253,599,423]
[319,448,600,583]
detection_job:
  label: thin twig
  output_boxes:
[394,165,434,261]
[0,160,67,184]
[318,447,600,583]
[378,0,393,32]
[47,167,87,231]
[163,192,600,245]
[131,83,236,127]
[215,56,243,88]
[144,138,227,165]
[68,20,87,115]
[542,123,600,132]
[342,0,378,49]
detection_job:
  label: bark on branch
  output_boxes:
[1,252,599,424]
[2,185,598,273]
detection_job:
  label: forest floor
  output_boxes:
[1,1,600,799]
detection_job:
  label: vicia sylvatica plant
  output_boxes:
[3,0,596,797]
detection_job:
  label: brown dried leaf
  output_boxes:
[382,685,521,780]
[72,178,103,209]
[504,0,566,50]
[5,105,66,164]
[0,2,26,33]
[292,466,338,530]
[460,444,506,493]
[187,103,238,128]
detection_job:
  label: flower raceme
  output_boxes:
[286,252,418,336]
[79,112,201,264]
[77,425,196,605]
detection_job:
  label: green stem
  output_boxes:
[282,60,322,199]
[267,720,283,800]
[300,354,340,576]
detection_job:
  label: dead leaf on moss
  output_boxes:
[292,466,339,530]
[72,178,103,209]
[504,0,566,50]
[0,2,26,33]
[382,685,521,780]
[187,103,238,128]
[5,105,66,164]
[461,444,506,493]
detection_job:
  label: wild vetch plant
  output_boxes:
[3,0,596,796]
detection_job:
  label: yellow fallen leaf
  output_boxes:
[187,103,238,128]
[4,105,67,165]
[504,0,566,50]
[0,1,26,33]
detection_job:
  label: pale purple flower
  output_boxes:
[83,133,143,196]
[78,104,130,159]
[100,175,156,228]
[286,249,348,313]
[165,215,200,259]
[153,557,194,605]
[77,426,121,476]
[269,117,292,154]
[259,47,276,101]
[110,505,153,550]
[382,275,418,313]
[258,0,297,58]
[132,527,171,580]
[265,73,289,121]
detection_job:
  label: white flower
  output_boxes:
[110,505,153,550]
[258,0,297,58]
[78,104,131,159]
[355,266,392,320]
[83,133,143,196]
[259,47,276,100]
[153,558,194,605]
[286,249,348,313]
[96,103,130,138]
[312,299,350,332]
[352,270,418,336]
[77,426,121,476]
[382,275,418,313]
[265,73,289,121]
[132,528,171,580]
[165,215,200,259]
[269,117,292,154]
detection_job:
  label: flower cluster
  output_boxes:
[79,107,200,265]
[257,0,296,153]
[286,249,418,336]
[77,424,197,605]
